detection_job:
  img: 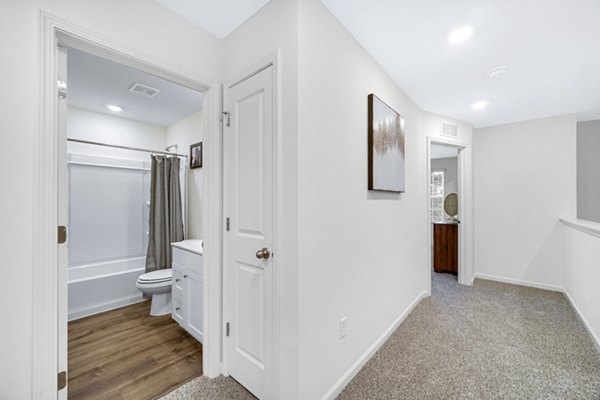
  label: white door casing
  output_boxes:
[224,65,274,400]
[426,136,473,291]
[36,12,217,397]
[57,45,69,399]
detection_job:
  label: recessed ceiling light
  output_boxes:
[488,66,508,79]
[448,26,473,44]
[471,101,489,111]
[106,104,123,112]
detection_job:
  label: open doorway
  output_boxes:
[34,14,226,398]
[430,144,460,281]
[426,134,473,292]
[60,45,206,398]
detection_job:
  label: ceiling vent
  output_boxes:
[129,82,160,98]
[440,121,458,138]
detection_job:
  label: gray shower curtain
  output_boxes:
[145,155,184,272]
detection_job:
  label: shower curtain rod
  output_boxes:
[67,138,188,158]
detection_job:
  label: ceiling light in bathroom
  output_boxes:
[106,104,123,112]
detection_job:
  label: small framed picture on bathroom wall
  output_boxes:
[190,142,202,169]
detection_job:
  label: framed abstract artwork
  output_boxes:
[368,94,405,192]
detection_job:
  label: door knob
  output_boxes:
[255,247,271,260]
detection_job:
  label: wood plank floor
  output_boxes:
[68,301,202,400]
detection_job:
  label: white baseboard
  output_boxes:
[321,291,428,400]
[562,289,600,354]
[474,273,563,292]
[69,295,146,321]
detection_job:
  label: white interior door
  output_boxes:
[224,65,274,400]
[57,45,69,399]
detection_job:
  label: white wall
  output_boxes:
[297,1,472,398]
[222,0,300,397]
[68,107,167,159]
[563,224,600,349]
[577,120,600,223]
[0,1,221,397]
[167,110,204,239]
[474,115,577,289]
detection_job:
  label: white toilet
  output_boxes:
[136,269,173,316]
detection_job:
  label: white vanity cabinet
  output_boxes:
[171,240,203,343]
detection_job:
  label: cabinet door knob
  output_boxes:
[184,274,189,278]
[175,278,180,282]
[175,307,181,311]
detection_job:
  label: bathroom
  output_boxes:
[65,47,206,398]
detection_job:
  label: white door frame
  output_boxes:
[33,11,221,398]
[426,135,474,292]
[221,51,281,400]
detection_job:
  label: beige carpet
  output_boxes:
[160,375,255,400]
[339,273,600,399]
[162,274,600,399]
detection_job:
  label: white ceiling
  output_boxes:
[320,0,600,128]
[155,0,271,39]
[431,144,458,160]
[68,48,203,126]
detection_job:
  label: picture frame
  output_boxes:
[190,141,203,169]
[368,94,406,193]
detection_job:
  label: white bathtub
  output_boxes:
[68,257,146,321]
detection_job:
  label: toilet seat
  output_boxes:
[137,269,172,285]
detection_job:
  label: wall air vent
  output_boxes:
[441,121,458,138]
[129,82,161,98]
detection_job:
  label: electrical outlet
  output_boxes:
[340,317,347,340]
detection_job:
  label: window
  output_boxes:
[431,171,444,222]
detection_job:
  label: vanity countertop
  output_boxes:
[433,221,460,225]
[172,239,203,255]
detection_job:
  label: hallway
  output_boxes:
[164,274,600,399]
[339,273,600,399]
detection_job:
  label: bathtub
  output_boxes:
[68,257,146,321]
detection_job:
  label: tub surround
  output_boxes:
[68,257,145,320]
[67,153,151,320]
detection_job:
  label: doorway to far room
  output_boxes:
[430,144,459,282]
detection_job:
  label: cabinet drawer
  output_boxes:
[172,285,184,302]
[172,246,203,275]
[172,297,184,325]
[172,267,185,292]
